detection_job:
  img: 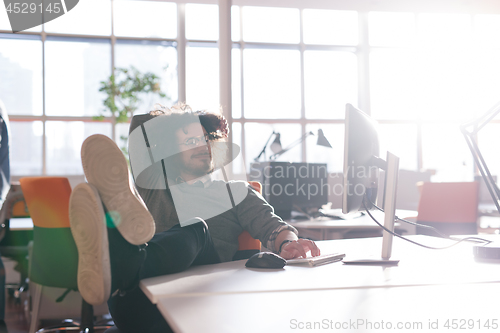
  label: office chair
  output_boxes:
[0,183,32,302]
[19,177,110,333]
[232,181,262,260]
[416,181,479,237]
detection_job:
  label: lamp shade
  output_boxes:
[269,133,282,153]
[316,129,332,148]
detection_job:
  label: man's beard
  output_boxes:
[185,159,214,178]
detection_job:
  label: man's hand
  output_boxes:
[279,239,321,260]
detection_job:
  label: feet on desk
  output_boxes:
[69,183,149,305]
[69,183,111,305]
[81,134,155,245]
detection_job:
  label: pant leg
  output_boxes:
[0,256,4,321]
[108,287,173,333]
[108,222,220,333]
[140,222,220,279]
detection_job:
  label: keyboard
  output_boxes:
[286,252,346,267]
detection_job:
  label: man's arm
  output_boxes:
[236,184,321,259]
[274,229,321,259]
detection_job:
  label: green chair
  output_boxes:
[20,177,110,333]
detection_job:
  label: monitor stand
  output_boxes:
[343,152,401,266]
[473,242,500,262]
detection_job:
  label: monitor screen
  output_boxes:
[249,161,328,219]
[341,103,401,262]
[342,104,381,214]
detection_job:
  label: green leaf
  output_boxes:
[97,65,171,125]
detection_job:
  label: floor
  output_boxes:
[4,294,28,333]
[3,292,112,333]
[2,257,113,333]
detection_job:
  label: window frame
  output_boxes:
[2,0,500,178]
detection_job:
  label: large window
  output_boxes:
[1,0,179,176]
[368,12,500,180]
[232,6,500,181]
[231,6,358,172]
[1,1,500,182]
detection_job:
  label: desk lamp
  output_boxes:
[461,101,500,215]
[461,101,500,261]
[254,131,282,161]
[269,129,332,161]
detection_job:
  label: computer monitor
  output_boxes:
[342,104,380,214]
[342,104,400,263]
[249,161,328,219]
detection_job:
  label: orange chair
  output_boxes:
[19,177,109,333]
[232,181,262,260]
[416,181,479,237]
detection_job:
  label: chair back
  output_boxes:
[19,177,78,289]
[232,181,262,260]
[0,183,30,244]
[416,181,479,236]
[0,183,29,223]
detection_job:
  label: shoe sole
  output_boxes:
[81,134,155,245]
[69,183,111,306]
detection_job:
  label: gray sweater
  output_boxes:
[136,179,297,262]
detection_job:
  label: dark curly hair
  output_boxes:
[146,103,229,141]
[128,103,229,182]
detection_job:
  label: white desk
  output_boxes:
[287,209,416,240]
[158,283,500,333]
[9,217,33,230]
[140,235,500,332]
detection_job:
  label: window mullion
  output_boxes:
[110,0,117,142]
[41,25,47,175]
[358,11,371,115]
[219,0,233,164]
[177,3,187,103]
[299,8,306,162]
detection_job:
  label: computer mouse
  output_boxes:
[245,252,286,269]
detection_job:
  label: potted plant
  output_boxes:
[97,66,169,155]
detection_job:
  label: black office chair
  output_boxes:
[0,183,32,303]
[0,104,26,319]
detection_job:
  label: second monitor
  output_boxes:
[249,161,328,220]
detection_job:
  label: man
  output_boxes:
[69,104,320,333]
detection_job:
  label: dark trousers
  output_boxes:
[0,256,4,321]
[108,223,220,333]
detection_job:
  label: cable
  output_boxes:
[368,199,450,239]
[362,199,491,250]
[363,201,490,249]
[366,196,492,244]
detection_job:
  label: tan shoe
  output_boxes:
[81,134,155,245]
[69,183,111,305]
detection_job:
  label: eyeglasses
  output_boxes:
[179,134,211,147]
